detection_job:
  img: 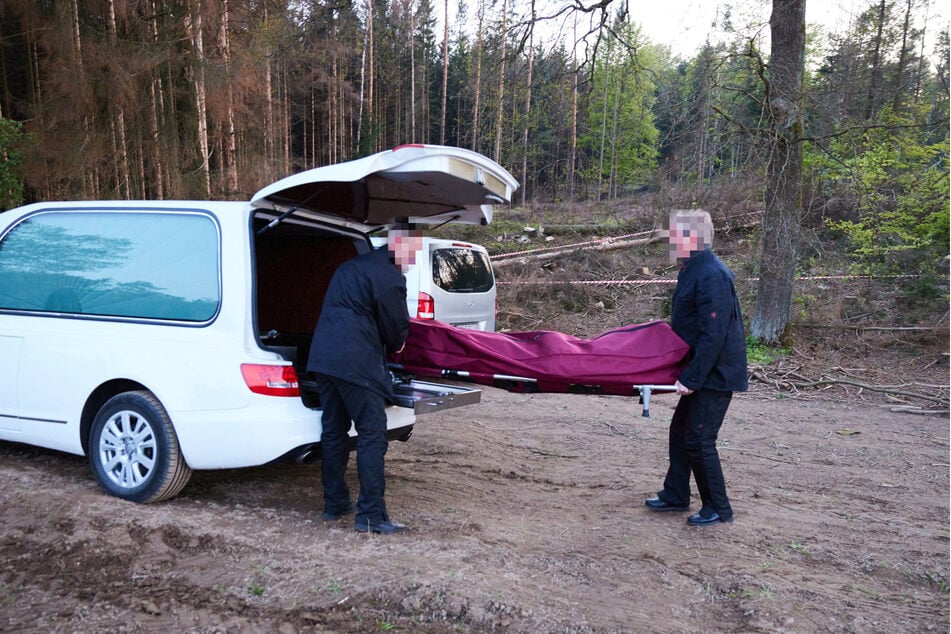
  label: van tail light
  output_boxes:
[417,292,435,320]
[241,364,300,397]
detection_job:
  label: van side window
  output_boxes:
[432,248,494,293]
[0,211,220,322]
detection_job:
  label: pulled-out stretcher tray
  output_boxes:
[391,379,482,414]
[391,319,690,415]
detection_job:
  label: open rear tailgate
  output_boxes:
[250,145,518,232]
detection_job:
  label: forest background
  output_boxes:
[0,0,948,340]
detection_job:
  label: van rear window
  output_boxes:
[432,248,494,293]
[0,211,220,322]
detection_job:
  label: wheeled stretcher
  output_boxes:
[391,319,690,416]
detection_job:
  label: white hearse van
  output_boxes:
[373,236,497,331]
[0,144,517,503]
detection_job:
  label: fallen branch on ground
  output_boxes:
[749,365,949,410]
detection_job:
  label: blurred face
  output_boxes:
[388,228,424,272]
[667,217,708,262]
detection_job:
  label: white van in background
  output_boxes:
[374,236,497,331]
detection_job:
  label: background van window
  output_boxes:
[431,248,494,293]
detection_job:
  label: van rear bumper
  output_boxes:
[170,398,415,470]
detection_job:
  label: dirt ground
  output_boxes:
[1,217,949,633]
[1,359,948,633]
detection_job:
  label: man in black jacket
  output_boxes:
[645,210,748,526]
[308,224,422,534]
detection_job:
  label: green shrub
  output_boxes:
[746,336,788,365]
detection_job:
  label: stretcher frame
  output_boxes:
[395,364,678,417]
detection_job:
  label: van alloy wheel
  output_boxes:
[89,391,192,503]
[98,409,157,489]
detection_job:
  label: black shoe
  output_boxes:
[645,497,689,512]
[321,501,355,521]
[354,519,406,535]
[686,511,733,526]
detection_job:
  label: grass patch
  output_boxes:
[247,582,265,596]
[926,571,949,592]
[740,583,774,600]
[747,336,789,365]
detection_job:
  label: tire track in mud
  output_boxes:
[0,503,468,633]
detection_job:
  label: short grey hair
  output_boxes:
[669,209,714,247]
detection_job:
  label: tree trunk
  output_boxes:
[493,0,507,162]
[282,63,290,172]
[188,0,211,198]
[520,2,534,206]
[357,31,366,152]
[312,88,319,164]
[913,0,931,101]
[892,0,913,114]
[71,0,95,198]
[750,0,806,343]
[326,5,338,164]
[149,79,165,199]
[471,0,484,151]
[332,54,340,163]
[263,2,274,166]
[597,63,609,200]
[569,14,578,199]
[368,0,375,152]
[144,0,165,199]
[440,0,448,145]
[864,0,887,120]
[106,0,132,198]
[609,68,620,199]
[219,0,238,194]
[410,1,416,143]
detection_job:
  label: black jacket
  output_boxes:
[671,249,748,392]
[307,248,410,399]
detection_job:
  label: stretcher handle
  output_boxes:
[638,384,679,417]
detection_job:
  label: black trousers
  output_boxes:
[314,374,389,526]
[659,388,734,519]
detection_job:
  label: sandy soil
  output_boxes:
[1,375,948,633]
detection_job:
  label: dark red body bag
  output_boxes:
[392,319,689,396]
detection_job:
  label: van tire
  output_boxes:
[88,391,192,503]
